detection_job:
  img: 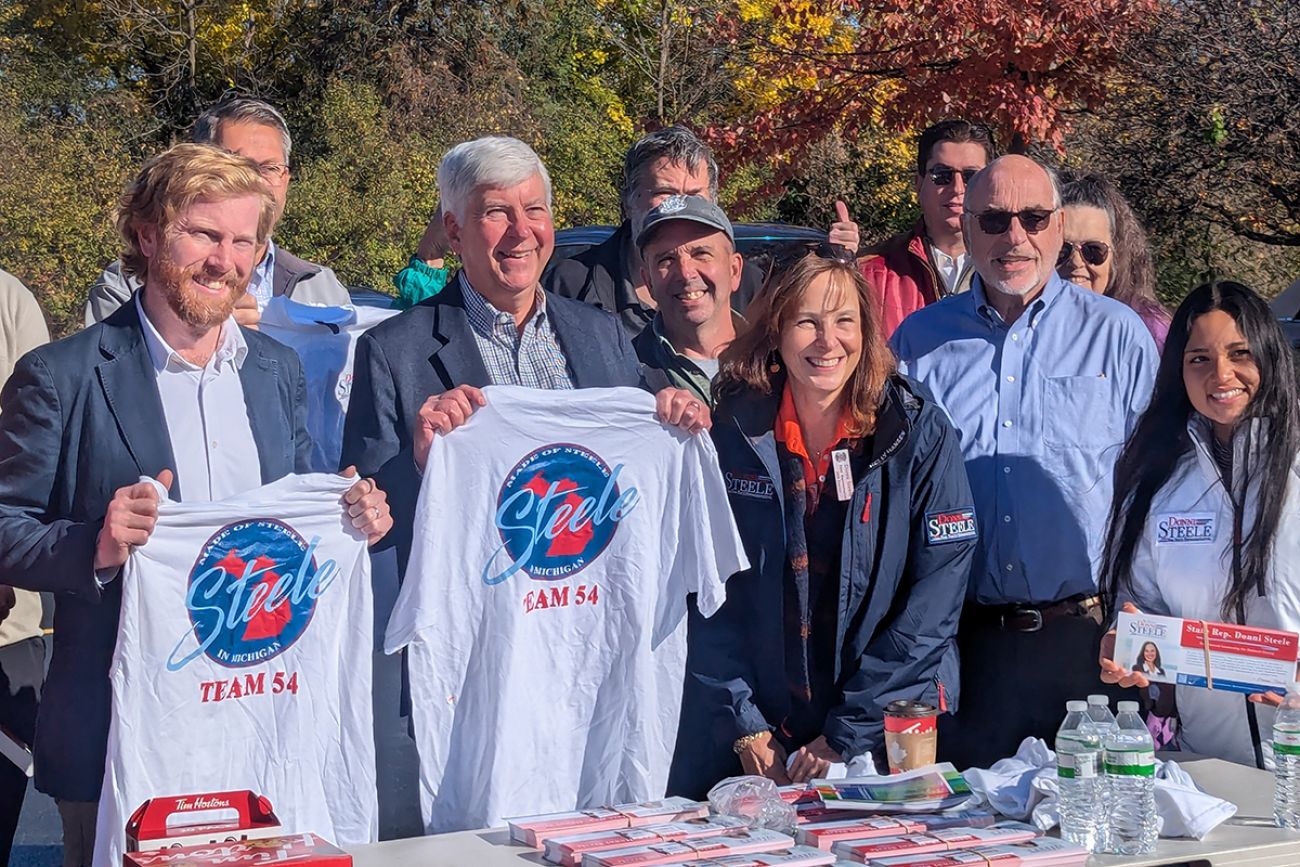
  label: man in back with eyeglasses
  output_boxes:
[891,155,1157,769]
[84,97,350,327]
[860,120,995,338]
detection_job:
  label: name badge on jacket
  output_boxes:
[1155,512,1217,544]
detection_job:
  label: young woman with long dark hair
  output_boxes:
[1099,280,1300,766]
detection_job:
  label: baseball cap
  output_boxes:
[636,194,735,251]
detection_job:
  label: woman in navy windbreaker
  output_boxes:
[668,250,976,797]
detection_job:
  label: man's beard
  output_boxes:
[152,252,247,330]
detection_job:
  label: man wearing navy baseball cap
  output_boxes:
[634,194,745,405]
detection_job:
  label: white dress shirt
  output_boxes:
[136,294,262,502]
[929,244,969,295]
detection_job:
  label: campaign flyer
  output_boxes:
[813,765,972,813]
[1116,611,1300,695]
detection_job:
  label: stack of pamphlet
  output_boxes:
[509,798,710,846]
[544,816,750,866]
[828,823,1040,861]
[579,829,799,866]
[673,847,836,866]
[837,838,1089,866]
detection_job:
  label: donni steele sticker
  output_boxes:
[926,508,978,545]
[1155,512,1217,545]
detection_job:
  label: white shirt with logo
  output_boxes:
[260,297,398,472]
[385,385,748,833]
[94,474,377,866]
[1124,419,1300,765]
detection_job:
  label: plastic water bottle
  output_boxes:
[1102,700,1157,855]
[1272,682,1300,828]
[1084,693,1118,738]
[1055,700,1104,851]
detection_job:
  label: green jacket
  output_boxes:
[392,256,450,308]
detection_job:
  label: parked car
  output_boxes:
[1272,275,1300,349]
[347,221,830,308]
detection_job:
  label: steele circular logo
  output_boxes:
[485,443,639,585]
[180,519,321,668]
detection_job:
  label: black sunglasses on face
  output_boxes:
[1057,241,1111,267]
[966,208,1056,235]
[927,166,979,187]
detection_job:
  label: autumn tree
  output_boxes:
[708,0,1158,174]
[1069,0,1300,249]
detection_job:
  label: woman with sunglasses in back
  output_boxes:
[1058,172,1172,351]
[1098,281,1300,767]
[667,251,975,798]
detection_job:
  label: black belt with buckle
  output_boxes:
[969,595,1103,633]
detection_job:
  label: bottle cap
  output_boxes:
[1117,700,1139,712]
[1066,700,1087,712]
[1087,694,1109,706]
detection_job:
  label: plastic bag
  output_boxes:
[707,775,799,836]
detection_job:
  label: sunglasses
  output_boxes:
[761,240,855,283]
[966,208,1056,235]
[1057,241,1111,267]
[927,166,979,187]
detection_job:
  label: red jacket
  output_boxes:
[860,221,962,338]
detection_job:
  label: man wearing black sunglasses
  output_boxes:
[860,120,995,338]
[891,155,1159,769]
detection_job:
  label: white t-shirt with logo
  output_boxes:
[260,297,398,471]
[94,474,377,866]
[386,385,748,833]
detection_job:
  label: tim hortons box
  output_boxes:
[509,798,710,847]
[830,824,1041,862]
[580,828,797,867]
[123,833,350,866]
[125,790,281,852]
[546,816,751,866]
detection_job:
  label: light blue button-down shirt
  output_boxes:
[892,272,1158,604]
[247,238,277,310]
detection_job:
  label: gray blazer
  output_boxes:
[340,273,644,574]
[83,246,351,326]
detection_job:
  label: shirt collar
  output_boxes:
[648,310,746,360]
[258,238,277,277]
[460,272,547,330]
[971,270,1066,328]
[135,291,248,373]
[773,381,855,459]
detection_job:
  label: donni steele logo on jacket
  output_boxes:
[485,443,639,586]
[925,508,978,545]
[168,519,338,700]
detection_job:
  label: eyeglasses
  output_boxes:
[257,162,290,181]
[1057,241,1111,267]
[927,166,979,187]
[966,208,1056,235]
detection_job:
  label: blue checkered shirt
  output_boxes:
[460,274,575,390]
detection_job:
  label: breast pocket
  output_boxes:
[1042,375,1121,449]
